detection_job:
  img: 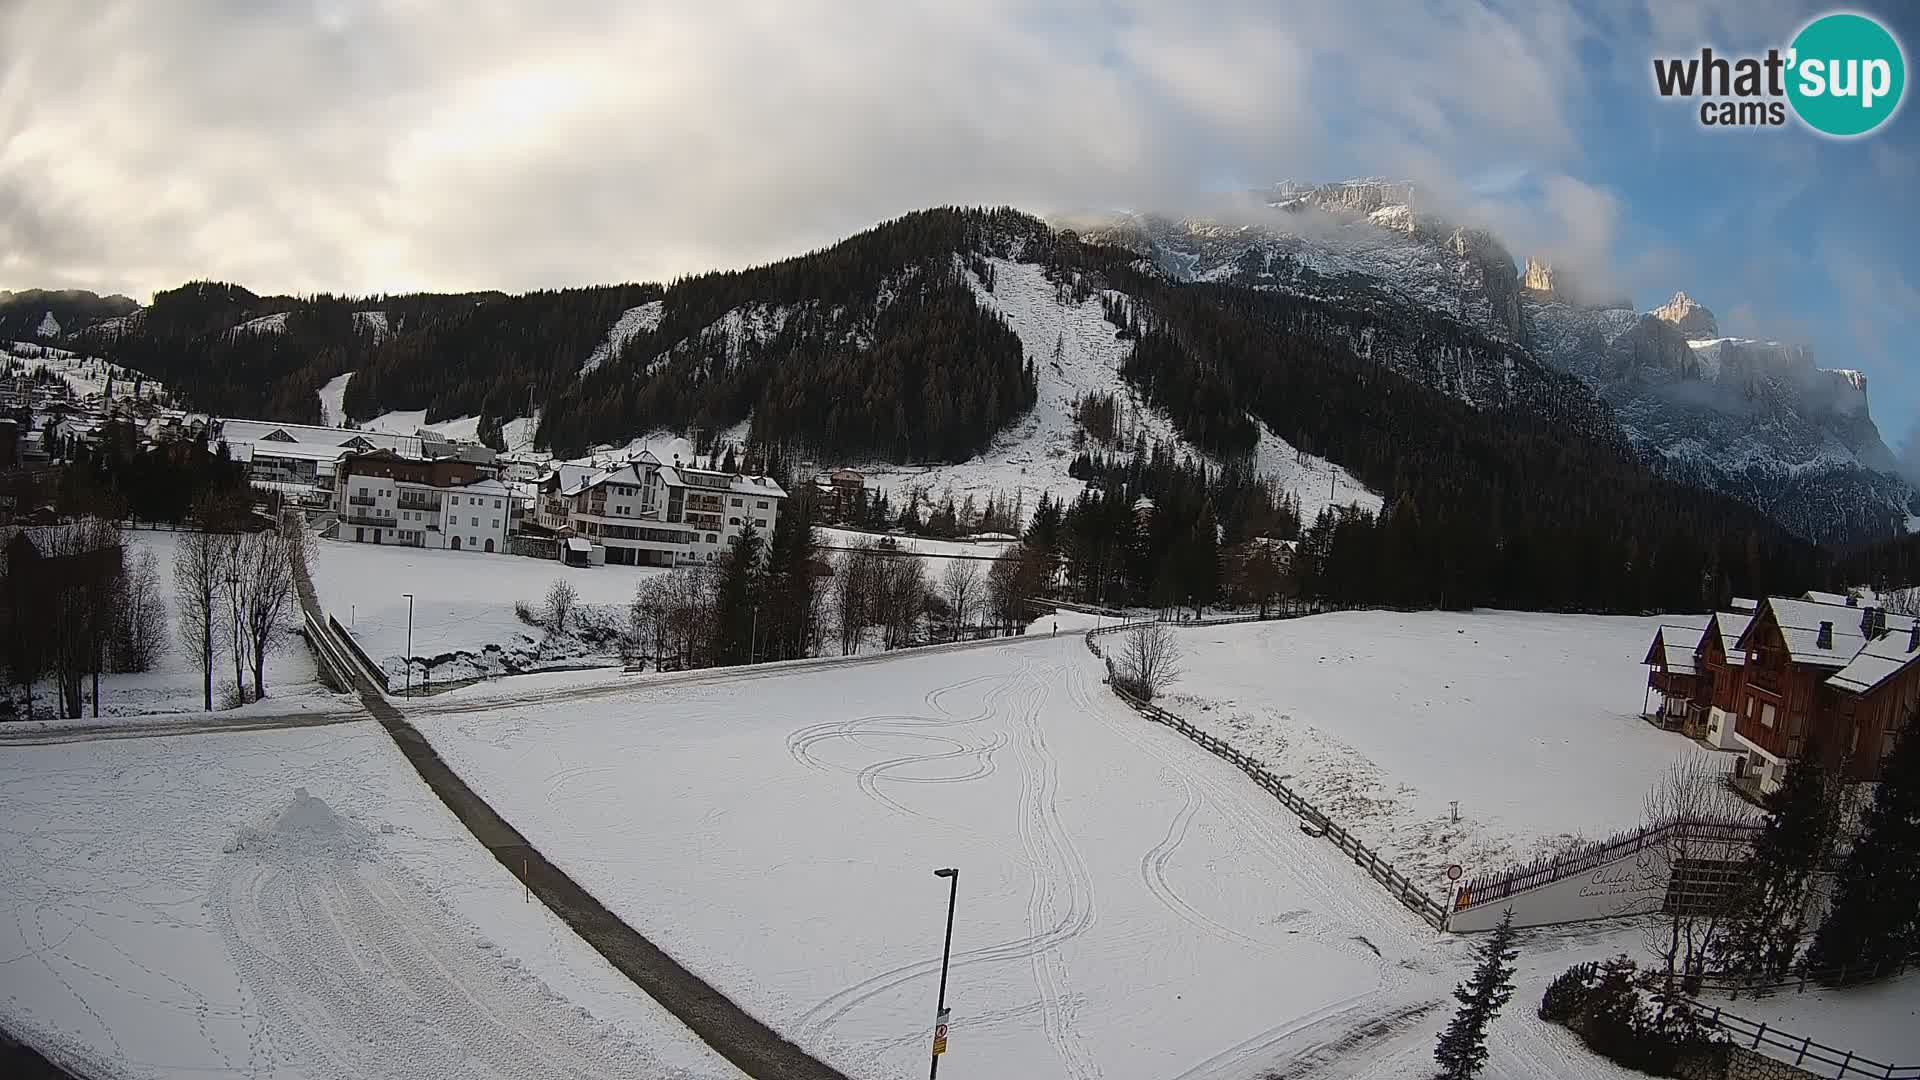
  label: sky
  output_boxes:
[1,0,1916,452]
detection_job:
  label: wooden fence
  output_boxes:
[1669,998,1920,1079]
[1085,616,1450,930]
[1693,954,1915,999]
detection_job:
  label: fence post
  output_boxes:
[1752,1021,1766,1049]
[1795,1036,1810,1066]
[1831,1050,1850,1078]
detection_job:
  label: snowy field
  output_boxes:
[0,722,736,1079]
[310,537,666,684]
[416,632,1652,1080]
[10,530,331,720]
[1156,611,1732,890]
[816,525,1016,585]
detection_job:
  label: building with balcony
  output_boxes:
[214,416,498,510]
[332,449,514,552]
[537,450,785,567]
[1726,594,1920,797]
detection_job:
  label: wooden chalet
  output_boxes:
[1694,609,1754,750]
[1642,623,1707,733]
[1728,595,1920,796]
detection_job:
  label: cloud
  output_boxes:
[0,0,1641,300]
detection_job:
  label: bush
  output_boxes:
[513,600,539,627]
[544,579,579,634]
[1537,956,1723,1078]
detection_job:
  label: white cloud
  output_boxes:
[0,0,1834,303]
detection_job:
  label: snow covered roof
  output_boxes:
[244,441,353,463]
[457,477,511,498]
[1749,597,1905,669]
[1825,622,1920,695]
[1729,597,1758,612]
[566,537,592,553]
[1802,590,1852,607]
[1647,624,1703,674]
[1705,611,1755,666]
[216,418,424,459]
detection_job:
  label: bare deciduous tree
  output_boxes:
[833,542,881,655]
[1115,621,1182,700]
[175,529,226,712]
[941,559,981,640]
[113,547,168,673]
[545,578,579,634]
[1640,754,1749,1007]
[875,556,927,650]
[235,527,298,700]
[1884,585,1919,618]
[38,518,122,718]
[630,566,715,670]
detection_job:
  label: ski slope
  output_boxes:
[415,632,1646,1080]
[0,722,738,1080]
[857,257,1379,524]
[316,371,352,427]
[1158,611,1735,890]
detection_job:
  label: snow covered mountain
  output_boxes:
[1072,181,1915,544]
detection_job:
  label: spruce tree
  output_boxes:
[1710,737,1838,984]
[1806,708,1920,984]
[763,493,818,661]
[710,523,764,665]
[1434,909,1519,1080]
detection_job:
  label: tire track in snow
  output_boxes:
[793,666,1103,1057]
[1140,776,1281,951]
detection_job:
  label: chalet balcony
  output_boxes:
[397,495,442,512]
[348,494,378,507]
[1747,667,1784,694]
[342,512,392,527]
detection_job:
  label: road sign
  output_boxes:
[932,1007,950,1056]
[1446,864,1464,882]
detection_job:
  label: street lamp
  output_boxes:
[401,592,414,697]
[930,867,958,1079]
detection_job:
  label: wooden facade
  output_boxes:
[1730,598,1920,791]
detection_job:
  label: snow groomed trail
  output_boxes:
[413,632,1644,1080]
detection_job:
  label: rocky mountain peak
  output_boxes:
[1521,258,1556,295]
[1650,291,1717,337]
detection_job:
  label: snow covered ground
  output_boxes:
[852,257,1379,525]
[3,341,169,403]
[309,537,666,686]
[415,632,1655,1080]
[9,530,332,720]
[578,300,665,377]
[816,526,1016,586]
[1155,611,1734,891]
[0,721,738,1079]
[1696,979,1920,1067]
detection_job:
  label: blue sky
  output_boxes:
[2,0,1915,454]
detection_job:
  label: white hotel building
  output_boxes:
[535,450,785,566]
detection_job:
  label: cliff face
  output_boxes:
[1070,184,1915,544]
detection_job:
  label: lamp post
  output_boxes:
[930,867,958,1079]
[402,592,414,697]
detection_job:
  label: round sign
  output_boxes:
[1445,864,1463,882]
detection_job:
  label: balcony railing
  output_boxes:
[397,496,442,511]
[348,495,378,507]
[342,513,392,527]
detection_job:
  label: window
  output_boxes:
[469,536,478,548]
[491,519,499,529]
[471,516,479,527]
[1761,703,1777,729]
[754,518,767,528]
[731,497,742,507]
[706,533,717,544]
[451,496,460,505]
[493,499,501,509]
[358,486,367,496]
[729,517,740,526]
[757,500,768,509]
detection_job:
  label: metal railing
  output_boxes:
[348,494,377,507]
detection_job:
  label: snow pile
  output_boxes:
[224,786,376,862]
[579,300,665,377]
[317,370,353,427]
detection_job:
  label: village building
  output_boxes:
[331,449,514,552]
[532,450,785,567]
[1642,590,1920,796]
[213,417,498,511]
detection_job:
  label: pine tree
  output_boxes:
[1710,738,1839,984]
[1434,910,1519,1079]
[1805,708,1920,984]
[763,493,819,661]
[710,523,764,665]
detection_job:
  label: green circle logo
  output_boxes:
[1787,12,1906,137]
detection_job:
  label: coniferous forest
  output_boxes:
[32,206,1835,613]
